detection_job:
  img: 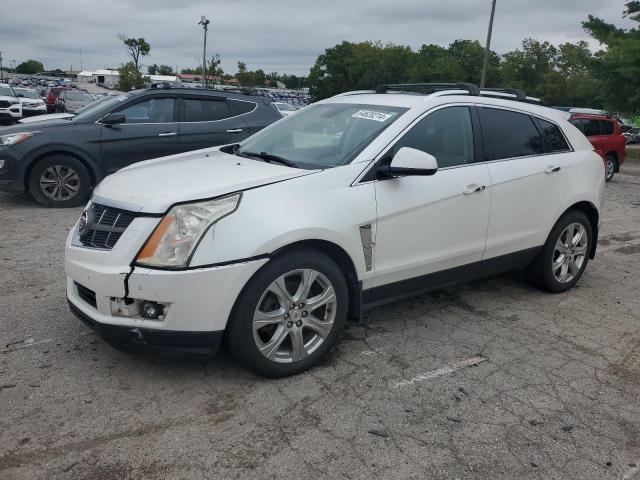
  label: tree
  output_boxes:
[583,1,640,113]
[147,64,159,75]
[208,54,223,78]
[116,61,150,91]
[118,35,150,71]
[16,60,44,74]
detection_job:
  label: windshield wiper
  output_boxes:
[239,150,298,168]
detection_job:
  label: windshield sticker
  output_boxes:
[352,110,395,122]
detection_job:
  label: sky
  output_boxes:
[0,0,634,76]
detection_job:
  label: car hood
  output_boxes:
[1,117,75,131]
[93,147,316,214]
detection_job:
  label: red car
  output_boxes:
[569,113,626,182]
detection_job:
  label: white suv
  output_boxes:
[0,83,22,123]
[65,83,605,377]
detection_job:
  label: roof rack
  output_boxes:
[373,83,542,104]
[375,83,480,95]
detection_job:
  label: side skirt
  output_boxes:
[361,246,541,311]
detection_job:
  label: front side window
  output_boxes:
[479,108,543,160]
[390,106,474,168]
[239,103,407,168]
[538,119,570,153]
[121,98,175,124]
[183,98,230,122]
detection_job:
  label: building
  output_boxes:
[76,69,179,86]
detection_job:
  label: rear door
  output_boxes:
[100,95,181,173]
[178,95,250,151]
[479,107,567,262]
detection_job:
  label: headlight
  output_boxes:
[0,132,38,146]
[136,194,241,267]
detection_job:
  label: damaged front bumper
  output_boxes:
[68,299,223,354]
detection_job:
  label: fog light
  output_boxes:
[140,301,164,319]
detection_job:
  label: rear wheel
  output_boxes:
[527,210,592,293]
[226,249,348,377]
[605,155,617,182]
[28,155,91,208]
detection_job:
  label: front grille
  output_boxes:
[0,100,12,108]
[78,203,137,250]
[75,282,97,308]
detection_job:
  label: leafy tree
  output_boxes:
[147,64,158,75]
[16,60,44,74]
[117,61,150,91]
[583,1,640,113]
[118,35,150,71]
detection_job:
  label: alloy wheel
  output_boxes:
[39,164,80,201]
[552,222,588,284]
[606,158,615,180]
[252,269,337,363]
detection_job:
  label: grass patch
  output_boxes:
[626,147,640,162]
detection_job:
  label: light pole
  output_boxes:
[198,15,210,89]
[480,0,497,88]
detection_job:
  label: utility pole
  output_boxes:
[480,0,497,89]
[0,52,3,82]
[198,15,210,89]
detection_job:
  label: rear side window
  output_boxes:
[601,120,614,135]
[391,106,475,168]
[479,108,544,160]
[538,119,570,153]
[183,98,229,122]
[229,99,256,116]
[570,119,601,137]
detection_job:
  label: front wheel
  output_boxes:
[527,210,592,293]
[605,155,617,182]
[226,249,349,377]
[28,155,91,208]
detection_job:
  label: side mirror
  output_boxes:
[101,112,125,125]
[378,147,438,178]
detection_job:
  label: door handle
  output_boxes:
[544,166,561,174]
[158,132,177,137]
[463,184,486,195]
[226,128,244,133]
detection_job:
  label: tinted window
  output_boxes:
[538,119,570,153]
[391,106,474,168]
[571,119,601,137]
[479,108,543,160]
[601,120,614,135]
[121,98,175,123]
[229,99,256,116]
[183,98,229,122]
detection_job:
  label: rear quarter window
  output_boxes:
[538,119,570,153]
[229,99,257,116]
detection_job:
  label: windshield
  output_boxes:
[277,103,297,111]
[240,103,407,168]
[73,95,127,121]
[15,89,40,99]
[0,86,15,97]
[66,92,92,102]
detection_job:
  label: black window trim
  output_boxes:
[178,94,257,124]
[356,102,574,185]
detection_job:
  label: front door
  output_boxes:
[100,96,180,173]
[371,106,492,296]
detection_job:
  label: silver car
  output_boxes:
[55,90,94,113]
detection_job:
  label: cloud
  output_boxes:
[0,0,633,75]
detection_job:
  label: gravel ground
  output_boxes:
[1,160,640,480]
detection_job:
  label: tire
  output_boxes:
[28,155,91,208]
[527,210,592,293]
[605,155,617,182]
[226,249,349,378]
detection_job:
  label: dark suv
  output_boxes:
[0,87,283,207]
